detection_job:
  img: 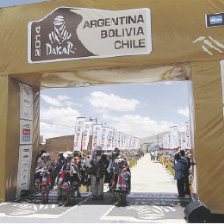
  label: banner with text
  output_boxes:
[106,128,114,151]
[28,7,151,63]
[185,121,191,149]
[74,117,86,151]
[101,127,108,150]
[20,83,33,120]
[82,121,92,151]
[170,126,179,149]
[163,134,170,149]
[92,124,102,149]
[20,120,33,145]
[16,145,32,197]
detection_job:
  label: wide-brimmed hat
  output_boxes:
[41,152,50,158]
[63,151,73,159]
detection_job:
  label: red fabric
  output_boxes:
[47,175,51,184]
[42,176,47,185]
[122,167,128,172]
[80,132,83,152]
[118,175,122,185]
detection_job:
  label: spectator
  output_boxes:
[180,150,191,196]
[173,153,186,197]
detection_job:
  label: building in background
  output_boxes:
[42,135,74,161]
[141,131,186,150]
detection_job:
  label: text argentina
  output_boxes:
[83,14,144,29]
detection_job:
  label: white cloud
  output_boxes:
[57,95,72,101]
[40,121,74,141]
[41,106,80,126]
[104,114,176,138]
[40,107,80,140]
[41,94,74,107]
[41,94,63,106]
[178,108,189,117]
[64,101,75,107]
[89,91,139,112]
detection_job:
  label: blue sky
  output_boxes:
[0,0,51,7]
[40,81,190,140]
[1,1,190,140]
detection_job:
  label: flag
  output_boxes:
[92,124,102,150]
[74,117,86,151]
[82,122,92,151]
[100,127,108,150]
[170,126,179,149]
[185,121,191,149]
[163,134,170,149]
[106,128,114,150]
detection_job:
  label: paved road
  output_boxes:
[131,154,177,193]
[0,154,190,223]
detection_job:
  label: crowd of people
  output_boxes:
[34,147,135,206]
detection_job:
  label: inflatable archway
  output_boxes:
[1,0,224,214]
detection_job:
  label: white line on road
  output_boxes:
[56,196,91,218]
[0,196,91,219]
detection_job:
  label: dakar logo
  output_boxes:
[46,15,76,56]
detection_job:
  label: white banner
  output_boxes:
[180,131,186,150]
[120,133,124,149]
[130,137,134,149]
[101,127,108,150]
[124,135,129,150]
[163,134,170,149]
[20,120,33,145]
[134,137,141,149]
[74,117,86,151]
[106,128,114,150]
[137,138,141,149]
[82,122,92,151]
[112,130,116,150]
[117,132,121,149]
[92,124,102,150]
[170,126,179,149]
[28,7,152,63]
[20,83,33,120]
[128,135,132,150]
[185,121,191,149]
[16,145,32,197]
[113,131,118,149]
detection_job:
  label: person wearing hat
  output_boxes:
[88,146,106,200]
[57,151,80,205]
[101,153,110,186]
[172,153,186,197]
[35,152,53,203]
[53,152,65,189]
[112,155,131,206]
[35,150,46,168]
[34,150,46,187]
[179,150,191,197]
[73,151,82,197]
[107,148,120,193]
